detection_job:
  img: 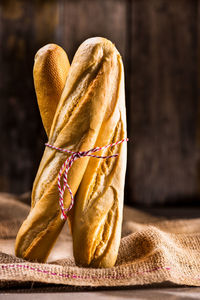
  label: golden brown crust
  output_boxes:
[33,44,70,136]
[15,37,127,265]
[72,48,127,268]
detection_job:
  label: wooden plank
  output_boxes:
[0,0,58,194]
[127,0,198,205]
[57,0,127,63]
[197,0,200,198]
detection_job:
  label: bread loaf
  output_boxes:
[15,44,71,262]
[15,37,127,267]
[71,39,127,268]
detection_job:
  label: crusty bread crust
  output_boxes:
[15,38,127,267]
[72,40,127,268]
[33,44,70,136]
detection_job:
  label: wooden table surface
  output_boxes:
[1,287,200,300]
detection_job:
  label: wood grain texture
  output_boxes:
[197,0,200,198]
[0,0,58,194]
[127,0,199,205]
[0,0,199,206]
[57,0,127,62]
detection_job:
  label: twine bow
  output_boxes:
[45,137,129,220]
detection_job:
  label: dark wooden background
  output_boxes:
[0,0,199,207]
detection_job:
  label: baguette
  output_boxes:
[33,43,70,136]
[15,37,127,265]
[72,40,127,268]
[15,44,70,262]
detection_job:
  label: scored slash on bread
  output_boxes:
[15,37,127,268]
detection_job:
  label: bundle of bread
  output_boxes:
[15,37,127,268]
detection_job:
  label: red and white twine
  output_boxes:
[45,137,129,220]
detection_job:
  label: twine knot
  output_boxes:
[75,152,83,159]
[45,137,129,220]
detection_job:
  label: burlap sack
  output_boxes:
[0,192,200,289]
